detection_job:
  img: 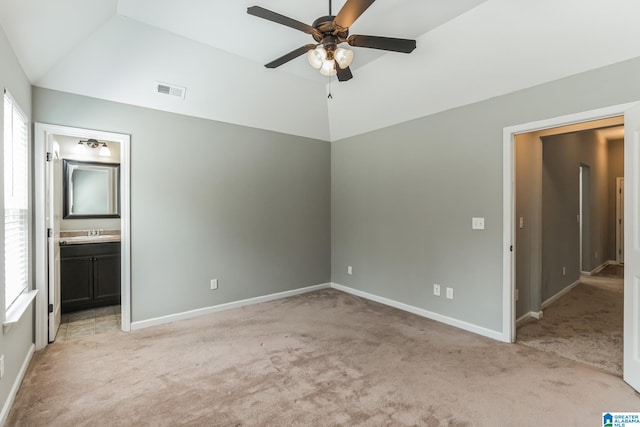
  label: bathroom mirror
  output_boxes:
[63,159,120,219]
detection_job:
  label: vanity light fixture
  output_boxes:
[77,139,111,157]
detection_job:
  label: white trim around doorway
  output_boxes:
[34,123,131,350]
[501,102,638,344]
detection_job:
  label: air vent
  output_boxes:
[155,82,186,99]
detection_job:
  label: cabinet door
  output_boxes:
[93,253,121,304]
[60,256,93,312]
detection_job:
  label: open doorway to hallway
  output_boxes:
[512,117,624,376]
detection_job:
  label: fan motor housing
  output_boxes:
[312,15,349,41]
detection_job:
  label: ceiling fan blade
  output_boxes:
[265,44,316,69]
[347,35,416,53]
[334,0,376,31]
[336,65,353,82]
[247,6,320,37]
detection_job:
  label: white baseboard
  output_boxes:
[330,283,507,342]
[0,344,34,427]
[581,260,611,276]
[131,283,331,330]
[541,278,581,310]
[516,311,544,326]
[530,311,543,320]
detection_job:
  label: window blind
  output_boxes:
[4,92,29,310]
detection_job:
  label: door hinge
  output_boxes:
[510,245,513,252]
[48,303,53,313]
[47,228,53,238]
[46,152,52,162]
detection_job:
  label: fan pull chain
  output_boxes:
[327,77,333,99]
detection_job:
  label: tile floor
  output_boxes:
[56,305,121,342]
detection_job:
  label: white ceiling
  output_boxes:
[1,0,640,141]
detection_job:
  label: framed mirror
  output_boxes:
[63,159,120,219]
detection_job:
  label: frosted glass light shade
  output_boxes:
[334,47,354,69]
[307,47,327,69]
[99,143,111,157]
[319,59,337,76]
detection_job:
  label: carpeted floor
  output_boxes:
[516,264,624,376]
[8,289,639,426]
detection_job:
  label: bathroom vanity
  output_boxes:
[60,240,121,313]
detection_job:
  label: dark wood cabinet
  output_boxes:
[61,242,121,312]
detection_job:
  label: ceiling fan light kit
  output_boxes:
[247,0,416,82]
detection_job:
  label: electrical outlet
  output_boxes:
[515,288,519,301]
[471,217,485,230]
[433,284,441,296]
[0,355,4,380]
[446,287,453,300]
[210,279,218,290]
[347,266,353,275]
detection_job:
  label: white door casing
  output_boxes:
[624,104,640,392]
[34,123,131,351]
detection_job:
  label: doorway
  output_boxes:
[502,101,640,393]
[514,120,623,375]
[34,124,131,350]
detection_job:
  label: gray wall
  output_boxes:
[331,57,640,334]
[33,88,331,322]
[541,130,611,301]
[0,24,33,419]
[607,138,624,259]
[515,133,542,317]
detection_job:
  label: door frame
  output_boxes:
[502,101,638,344]
[34,123,131,350]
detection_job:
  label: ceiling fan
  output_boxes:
[247,0,417,81]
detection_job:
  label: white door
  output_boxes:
[47,138,62,342]
[624,104,640,392]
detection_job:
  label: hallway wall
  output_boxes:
[541,130,611,302]
[607,138,624,260]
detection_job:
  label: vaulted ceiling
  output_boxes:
[1,0,640,141]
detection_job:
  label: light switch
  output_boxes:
[472,217,485,230]
[519,217,524,229]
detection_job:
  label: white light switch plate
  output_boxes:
[472,217,485,230]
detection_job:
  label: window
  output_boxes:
[4,90,29,310]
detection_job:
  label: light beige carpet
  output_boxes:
[517,266,624,376]
[8,289,639,426]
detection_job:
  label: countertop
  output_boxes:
[59,235,121,245]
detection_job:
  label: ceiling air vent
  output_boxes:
[155,82,186,99]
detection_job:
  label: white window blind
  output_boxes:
[4,91,29,310]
